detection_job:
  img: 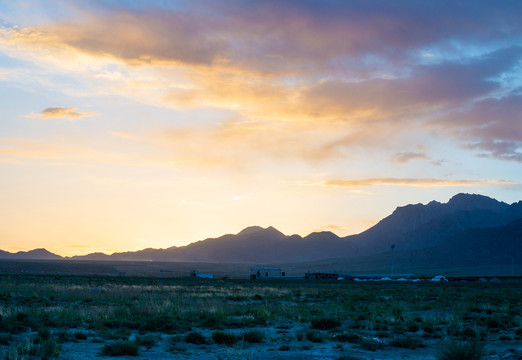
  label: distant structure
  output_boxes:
[159,269,174,278]
[250,267,285,279]
[190,270,214,279]
[304,272,338,280]
[113,269,126,277]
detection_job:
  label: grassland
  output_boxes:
[0,274,521,359]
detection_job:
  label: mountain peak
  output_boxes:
[447,193,507,212]
[236,225,285,238]
[237,226,265,236]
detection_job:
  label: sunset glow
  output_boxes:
[1,1,521,256]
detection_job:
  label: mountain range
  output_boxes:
[1,193,521,269]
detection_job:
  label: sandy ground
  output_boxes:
[1,325,518,360]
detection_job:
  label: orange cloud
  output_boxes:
[390,152,430,164]
[302,178,517,188]
[27,107,97,120]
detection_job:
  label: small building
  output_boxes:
[250,267,285,279]
[305,272,338,280]
[159,269,174,278]
[190,270,214,279]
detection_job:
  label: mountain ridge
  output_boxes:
[1,193,521,266]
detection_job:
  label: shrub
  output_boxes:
[437,340,485,360]
[388,336,425,349]
[39,338,62,359]
[486,318,499,329]
[135,334,158,349]
[100,341,139,356]
[74,331,88,340]
[358,338,384,351]
[37,327,51,342]
[166,335,188,353]
[184,331,208,345]
[406,322,420,332]
[4,337,61,360]
[252,294,263,300]
[332,332,361,343]
[461,327,478,339]
[0,334,11,346]
[212,331,238,346]
[311,317,342,330]
[305,331,323,343]
[242,330,264,343]
[55,330,74,343]
[279,344,290,351]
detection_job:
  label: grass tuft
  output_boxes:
[184,331,208,345]
[437,340,485,360]
[242,330,265,343]
[305,330,323,343]
[311,317,342,330]
[212,331,238,346]
[388,336,425,349]
[100,341,140,356]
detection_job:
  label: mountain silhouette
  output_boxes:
[0,248,62,260]
[1,193,521,268]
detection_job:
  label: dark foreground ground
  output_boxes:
[0,274,521,359]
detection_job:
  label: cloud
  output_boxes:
[27,107,97,120]
[390,152,430,164]
[302,178,517,188]
[1,2,521,166]
[432,92,522,162]
[314,224,346,233]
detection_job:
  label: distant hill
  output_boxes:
[1,193,521,270]
[350,193,522,256]
[0,248,62,260]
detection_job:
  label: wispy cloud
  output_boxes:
[390,152,430,164]
[431,92,522,162]
[301,178,517,188]
[27,107,97,120]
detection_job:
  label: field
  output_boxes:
[0,274,521,360]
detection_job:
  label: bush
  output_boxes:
[74,331,88,340]
[212,331,238,346]
[305,331,323,343]
[55,330,74,343]
[311,317,342,330]
[242,330,264,343]
[4,337,61,360]
[437,340,485,360]
[100,341,140,356]
[37,327,51,342]
[332,332,361,343]
[388,336,425,349]
[279,344,290,351]
[135,334,157,349]
[39,338,62,359]
[184,331,208,345]
[0,334,12,346]
[358,338,384,351]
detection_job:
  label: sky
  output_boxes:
[1,1,521,256]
